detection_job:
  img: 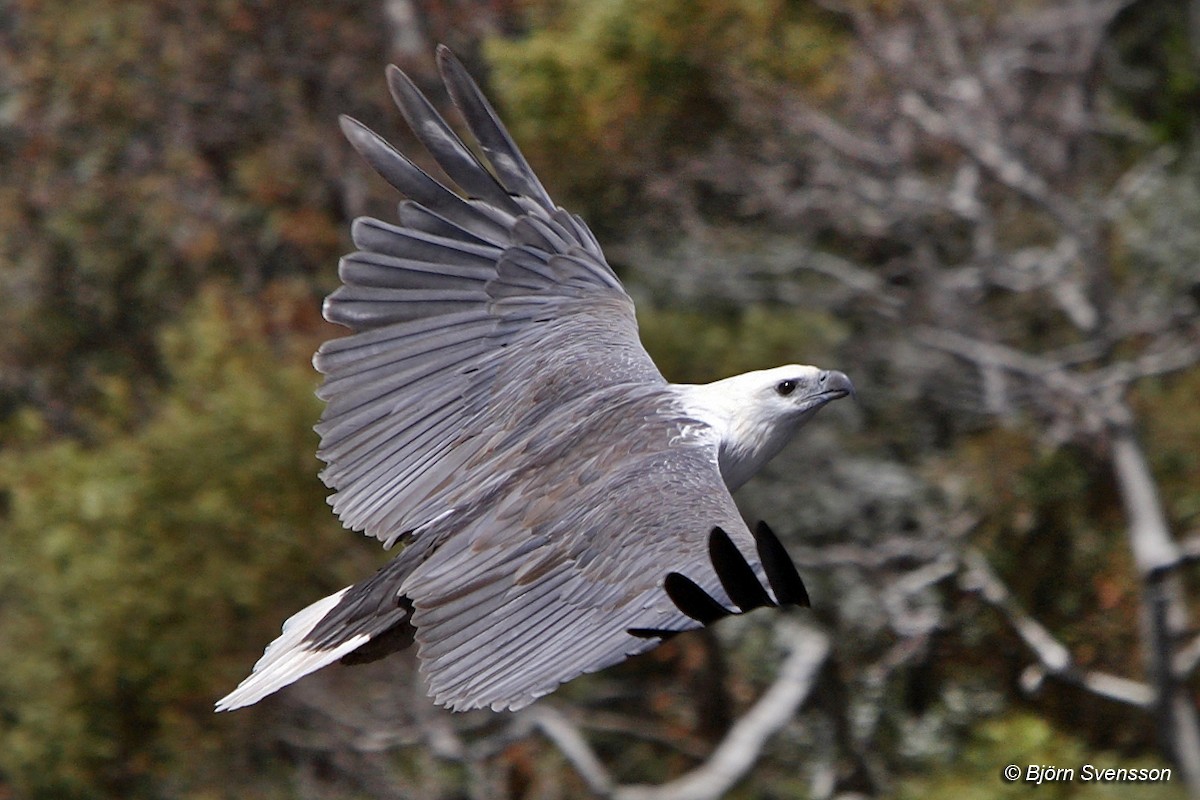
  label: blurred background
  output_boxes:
[1,0,1198,798]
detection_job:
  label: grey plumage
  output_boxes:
[217,46,851,714]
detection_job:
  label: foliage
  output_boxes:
[636,304,847,384]
[483,0,848,222]
[1109,0,1200,144]
[1,0,1198,797]
[0,0,388,412]
[0,283,374,798]
[898,713,1185,800]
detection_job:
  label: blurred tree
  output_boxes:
[473,0,1200,795]
[0,0,389,421]
[0,282,379,798]
[482,0,850,226]
[899,712,1183,800]
[2,0,1198,797]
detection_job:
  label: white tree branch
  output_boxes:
[617,623,829,800]
[527,707,616,797]
[1090,340,1200,392]
[959,548,1156,709]
[527,622,830,800]
[1109,424,1184,575]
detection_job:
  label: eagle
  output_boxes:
[218,47,853,713]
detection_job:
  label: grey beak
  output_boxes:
[818,370,856,401]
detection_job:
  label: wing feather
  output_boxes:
[436,45,556,211]
[349,218,501,266]
[384,64,526,217]
[313,308,491,364]
[336,252,491,290]
[378,391,784,711]
[319,55,659,547]
[339,115,513,242]
[314,348,476,441]
[396,200,495,244]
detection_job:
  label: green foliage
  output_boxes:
[0,283,371,798]
[0,0,388,407]
[483,0,848,220]
[636,304,847,384]
[1108,0,1200,144]
[898,713,1184,800]
[1,1,1197,796]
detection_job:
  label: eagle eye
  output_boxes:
[775,379,797,397]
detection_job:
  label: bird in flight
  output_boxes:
[217,46,854,713]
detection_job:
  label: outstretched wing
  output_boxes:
[316,46,664,546]
[218,48,812,713]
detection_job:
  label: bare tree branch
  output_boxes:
[527,707,616,797]
[1090,339,1200,392]
[617,623,829,800]
[959,548,1156,709]
[897,90,1088,236]
[527,622,830,800]
[1177,633,1200,679]
[1110,424,1200,790]
[781,97,900,168]
[1110,424,1185,575]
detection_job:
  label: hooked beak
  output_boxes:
[816,370,856,403]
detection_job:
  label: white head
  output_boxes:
[679,364,855,491]
[738,364,855,421]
